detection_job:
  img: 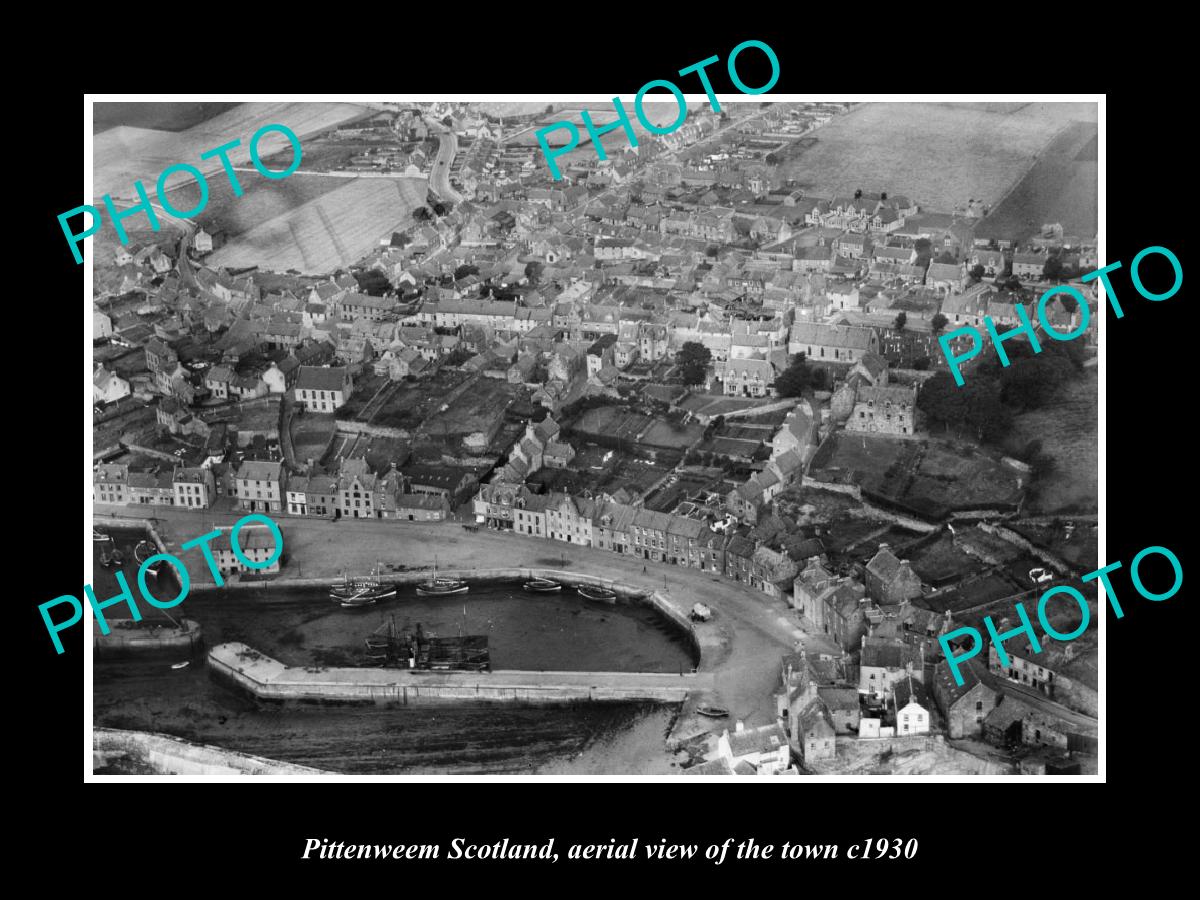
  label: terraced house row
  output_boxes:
[472,483,799,598]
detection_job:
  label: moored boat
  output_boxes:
[576,584,617,602]
[416,576,468,596]
[330,564,396,607]
[696,705,729,718]
[134,540,156,564]
[524,577,561,593]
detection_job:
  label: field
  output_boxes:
[974,120,1098,241]
[639,420,704,450]
[93,101,372,200]
[203,176,427,274]
[1005,368,1098,515]
[778,101,1097,213]
[161,172,348,241]
[571,406,654,443]
[94,102,242,133]
[811,434,1024,518]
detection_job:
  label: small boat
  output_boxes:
[524,577,561,593]
[93,530,110,542]
[577,584,617,602]
[416,576,468,596]
[111,549,125,566]
[696,705,729,718]
[330,564,396,607]
[134,540,156,564]
[170,660,190,670]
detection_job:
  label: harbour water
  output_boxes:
[92,528,698,774]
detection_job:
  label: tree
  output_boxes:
[1043,255,1064,281]
[914,237,932,255]
[881,191,888,201]
[354,269,391,296]
[893,311,907,331]
[854,188,863,199]
[543,104,554,115]
[775,354,813,398]
[677,341,712,385]
[524,260,544,284]
[454,264,479,281]
[970,263,986,282]
[931,312,949,335]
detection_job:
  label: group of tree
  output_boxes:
[775,353,828,397]
[353,269,392,296]
[917,339,1085,443]
[677,341,713,385]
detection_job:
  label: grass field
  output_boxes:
[812,434,1023,518]
[572,406,654,442]
[203,176,426,274]
[1006,368,1098,515]
[974,120,1098,241]
[778,101,1097,213]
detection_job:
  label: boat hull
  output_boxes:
[415,585,468,596]
[576,586,616,602]
[524,580,562,592]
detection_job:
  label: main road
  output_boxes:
[425,117,463,204]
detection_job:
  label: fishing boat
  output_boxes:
[524,577,561,593]
[416,575,468,596]
[415,558,467,596]
[576,584,616,602]
[170,660,190,670]
[92,530,109,542]
[696,705,729,718]
[330,564,396,608]
[134,540,156,564]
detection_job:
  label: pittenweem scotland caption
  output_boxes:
[59,123,304,265]
[938,544,1182,687]
[938,244,1183,387]
[534,39,781,181]
[41,514,283,654]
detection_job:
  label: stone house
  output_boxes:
[932,657,1000,739]
[864,544,924,605]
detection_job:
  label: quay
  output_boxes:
[209,642,712,705]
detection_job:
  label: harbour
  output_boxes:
[92,527,701,772]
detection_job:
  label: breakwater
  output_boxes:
[94,617,203,655]
[93,727,326,775]
[209,642,712,705]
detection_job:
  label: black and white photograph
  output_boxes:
[79,95,1107,780]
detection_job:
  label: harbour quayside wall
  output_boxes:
[93,727,326,775]
[208,642,714,705]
